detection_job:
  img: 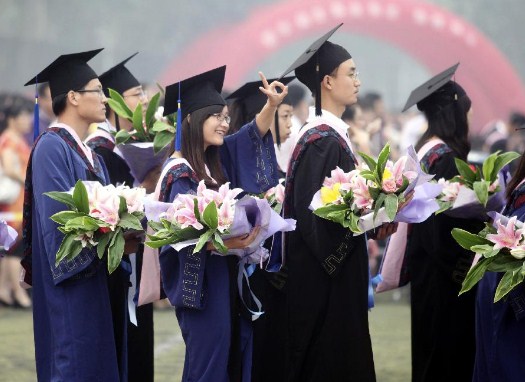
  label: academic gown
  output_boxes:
[158,120,279,382]
[407,146,484,382]
[284,132,375,382]
[473,182,525,382]
[87,130,155,382]
[30,130,121,381]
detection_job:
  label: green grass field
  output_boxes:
[0,289,410,382]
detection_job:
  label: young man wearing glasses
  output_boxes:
[23,49,139,381]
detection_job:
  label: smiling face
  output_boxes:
[203,105,230,150]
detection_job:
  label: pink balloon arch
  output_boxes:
[160,0,525,132]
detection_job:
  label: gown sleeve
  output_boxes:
[220,119,279,193]
[292,136,363,277]
[159,176,207,309]
[32,134,100,285]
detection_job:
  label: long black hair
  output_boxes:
[180,104,228,188]
[415,81,471,160]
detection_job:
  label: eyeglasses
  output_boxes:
[124,88,147,100]
[350,71,360,81]
[75,88,105,99]
[211,113,231,124]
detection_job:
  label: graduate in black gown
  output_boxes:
[403,70,485,382]
[279,24,397,382]
[85,53,157,382]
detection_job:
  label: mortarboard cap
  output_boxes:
[163,66,227,151]
[402,62,460,112]
[25,48,103,99]
[98,52,141,96]
[226,76,295,120]
[279,23,351,116]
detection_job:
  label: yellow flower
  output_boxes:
[321,183,342,205]
[383,167,393,180]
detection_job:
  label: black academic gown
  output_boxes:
[285,135,375,382]
[91,144,154,382]
[407,148,484,382]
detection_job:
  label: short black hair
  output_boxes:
[52,93,68,116]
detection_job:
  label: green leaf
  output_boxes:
[473,181,489,207]
[193,198,201,222]
[145,92,161,129]
[64,216,100,232]
[132,103,148,141]
[118,212,143,231]
[470,244,500,258]
[313,203,348,220]
[454,158,476,185]
[482,152,497,182]
[148,221,166,232]
[49,211,84,225]
[212,232,228,254]
[376,143,391,182]
[72,180,89,214]
[373,193,387,221]
[358,152,377,172]
[108,89,133,119]
[118,196,127,215]
[144,234,179,248]
[114,129,132,145]
[151,120,176,133]
[491,151,520,181]
[494,268,525,302]
[55,234,80,266]
[44,191,76,209]
[435,200,453,214]
[107,228,125,274]
[349,212,361,233]
[97,231,113,259]
[451,228,492,250]
[194,229,214,253]
[459,257,492,295]
[384,194,399,221]
[202,201,218,229]
[153,130,174,153]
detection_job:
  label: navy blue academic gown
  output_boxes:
[29,130,121,381]
[158,120,278,382]
[474,182,525,382]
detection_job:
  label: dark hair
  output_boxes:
[506,154,525,200]
[0,94,32,134]
[360,92,382,112]
[226,99,250,136]
[38,83,50,99]
[52,93,68,116]
[341,105,358,122]
[415,81,471,160]
[286,84,306,107]
[181,104,228,187]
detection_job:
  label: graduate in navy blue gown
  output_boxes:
[474,153,525,382]
[86,53,157,382]
[155,66,288,382]
[22,49,138,381]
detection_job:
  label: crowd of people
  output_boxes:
[2,22,525,382]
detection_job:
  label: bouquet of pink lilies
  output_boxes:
[310,144,439,234]
[45,181,146,273]
[453,211,525,302]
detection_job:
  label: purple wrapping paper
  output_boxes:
[444,190,505,220]
[0,221,18,252]
[117,142,170,183]
[144,195,296,263]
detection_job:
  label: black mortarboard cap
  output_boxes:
[24,48,103,99]
[402,62,460,112]
[226,76,295,120]
[98,52,141,95]
[163,66,227,151]
[163,65,226,118]
[279,23,351,116]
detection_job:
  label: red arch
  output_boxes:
[160,0,525,132]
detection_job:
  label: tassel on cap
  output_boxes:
[175,81,182,151]
[315,58,322,116]
[33,82,39,142]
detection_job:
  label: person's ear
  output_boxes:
[67,91,79,106]
[322,75,333,91]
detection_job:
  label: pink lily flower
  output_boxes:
[486,216,525,250]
